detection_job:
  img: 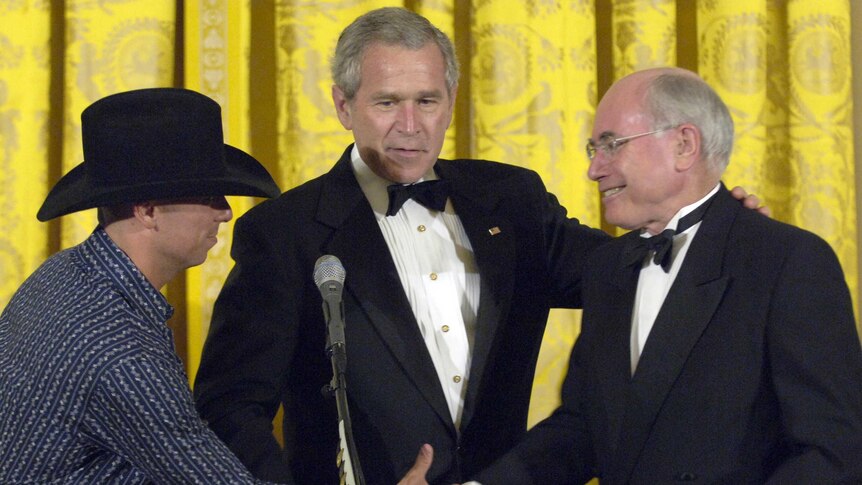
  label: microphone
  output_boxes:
[314,255,346,350]
[313,255,365,485]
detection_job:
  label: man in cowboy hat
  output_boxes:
[0,88,282,483]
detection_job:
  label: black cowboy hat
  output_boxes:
[37,88,281,221]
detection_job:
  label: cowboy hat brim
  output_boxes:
[37,145,280,221]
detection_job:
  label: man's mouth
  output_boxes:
[388,147,425,155]
[601,186,624,198]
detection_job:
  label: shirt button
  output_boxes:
[417,225,426,232]
[453,375,462,383]
[430,273,438,280]
[442,325,450,332]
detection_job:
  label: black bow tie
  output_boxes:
[386,180,449,216]
[623,195,715,272]
[623,229,677,272]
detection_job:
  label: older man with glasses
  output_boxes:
[468,67,862,484]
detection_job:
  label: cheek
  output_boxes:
[622,154,665,191]
[182,219,210,244]
[430,112,452,134]
[358,117,390,144]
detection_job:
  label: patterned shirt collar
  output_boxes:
[79,227,174,326]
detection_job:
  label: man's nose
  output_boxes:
[396,103,418,134]
[213,196,233,222]
[587,150,608,181]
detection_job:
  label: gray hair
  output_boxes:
[331,7,460,100]
[644,72,734,173]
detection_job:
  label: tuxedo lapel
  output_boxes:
[436,160,516,429]
[435,160,517,430]
[316,151,454,430]
[609,187,738,482]
[590,240,642,457]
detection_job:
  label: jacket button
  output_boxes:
[675,472,698,481]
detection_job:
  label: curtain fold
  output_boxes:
[0,2,51,304]
[60,1,176,248]
[613,0,676,78]
[786,0,857,296]
[698,0,770,190]
[184,0,256,382]
[274,1,391,190]
[470,0,601,426]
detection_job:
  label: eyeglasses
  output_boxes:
[585,126,675,160]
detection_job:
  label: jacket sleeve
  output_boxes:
[764,230,862,483]
[193,210,301,484]
[541,187,610,309]
[470,327,598,485]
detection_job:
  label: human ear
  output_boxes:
[331,85,353,130]
[674,124,701,171]
[133,202,158,229]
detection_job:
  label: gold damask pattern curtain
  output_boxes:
[62,2,177,247]
[0,0,858,427]
[0,3,50,303]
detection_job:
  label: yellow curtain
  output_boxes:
[183,0,256,383]
[469,0,600,425]
[786,0,857,296]
[0,2,50,305]
[60,1,176,248]
[700,0,857,299]
[612,0,676,77]
[1,0,858,432]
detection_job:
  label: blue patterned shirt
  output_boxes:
[0,228,267,484]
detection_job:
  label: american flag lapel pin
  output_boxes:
[488,226,501,236]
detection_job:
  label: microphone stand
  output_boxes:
[324,320,365,485]
[315,255,364,484]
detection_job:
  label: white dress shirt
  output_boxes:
[630,184,720,374]
[351,147,480,429]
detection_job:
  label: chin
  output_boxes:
[388,170,426,184]
[603,205,640,231]
[190,250,210,267]
[603,211,624,229]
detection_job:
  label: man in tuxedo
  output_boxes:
[193,8,764,484]
[471,67,862,484]
[192,7,609,485]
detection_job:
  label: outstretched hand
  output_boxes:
[397,444,434,485]
[731,186,771,217]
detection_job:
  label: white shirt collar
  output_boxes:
[642,183,720,237]
[349,145,438,219]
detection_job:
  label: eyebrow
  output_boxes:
[370,92,401,101]
[588,131,617,143]
[370,89,444,101]
[416,89,444,98]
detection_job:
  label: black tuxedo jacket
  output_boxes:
[193,146,609,484]
[476,185,862,484]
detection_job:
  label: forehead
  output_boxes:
[593,76,651,135]
[358,42,448,92]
